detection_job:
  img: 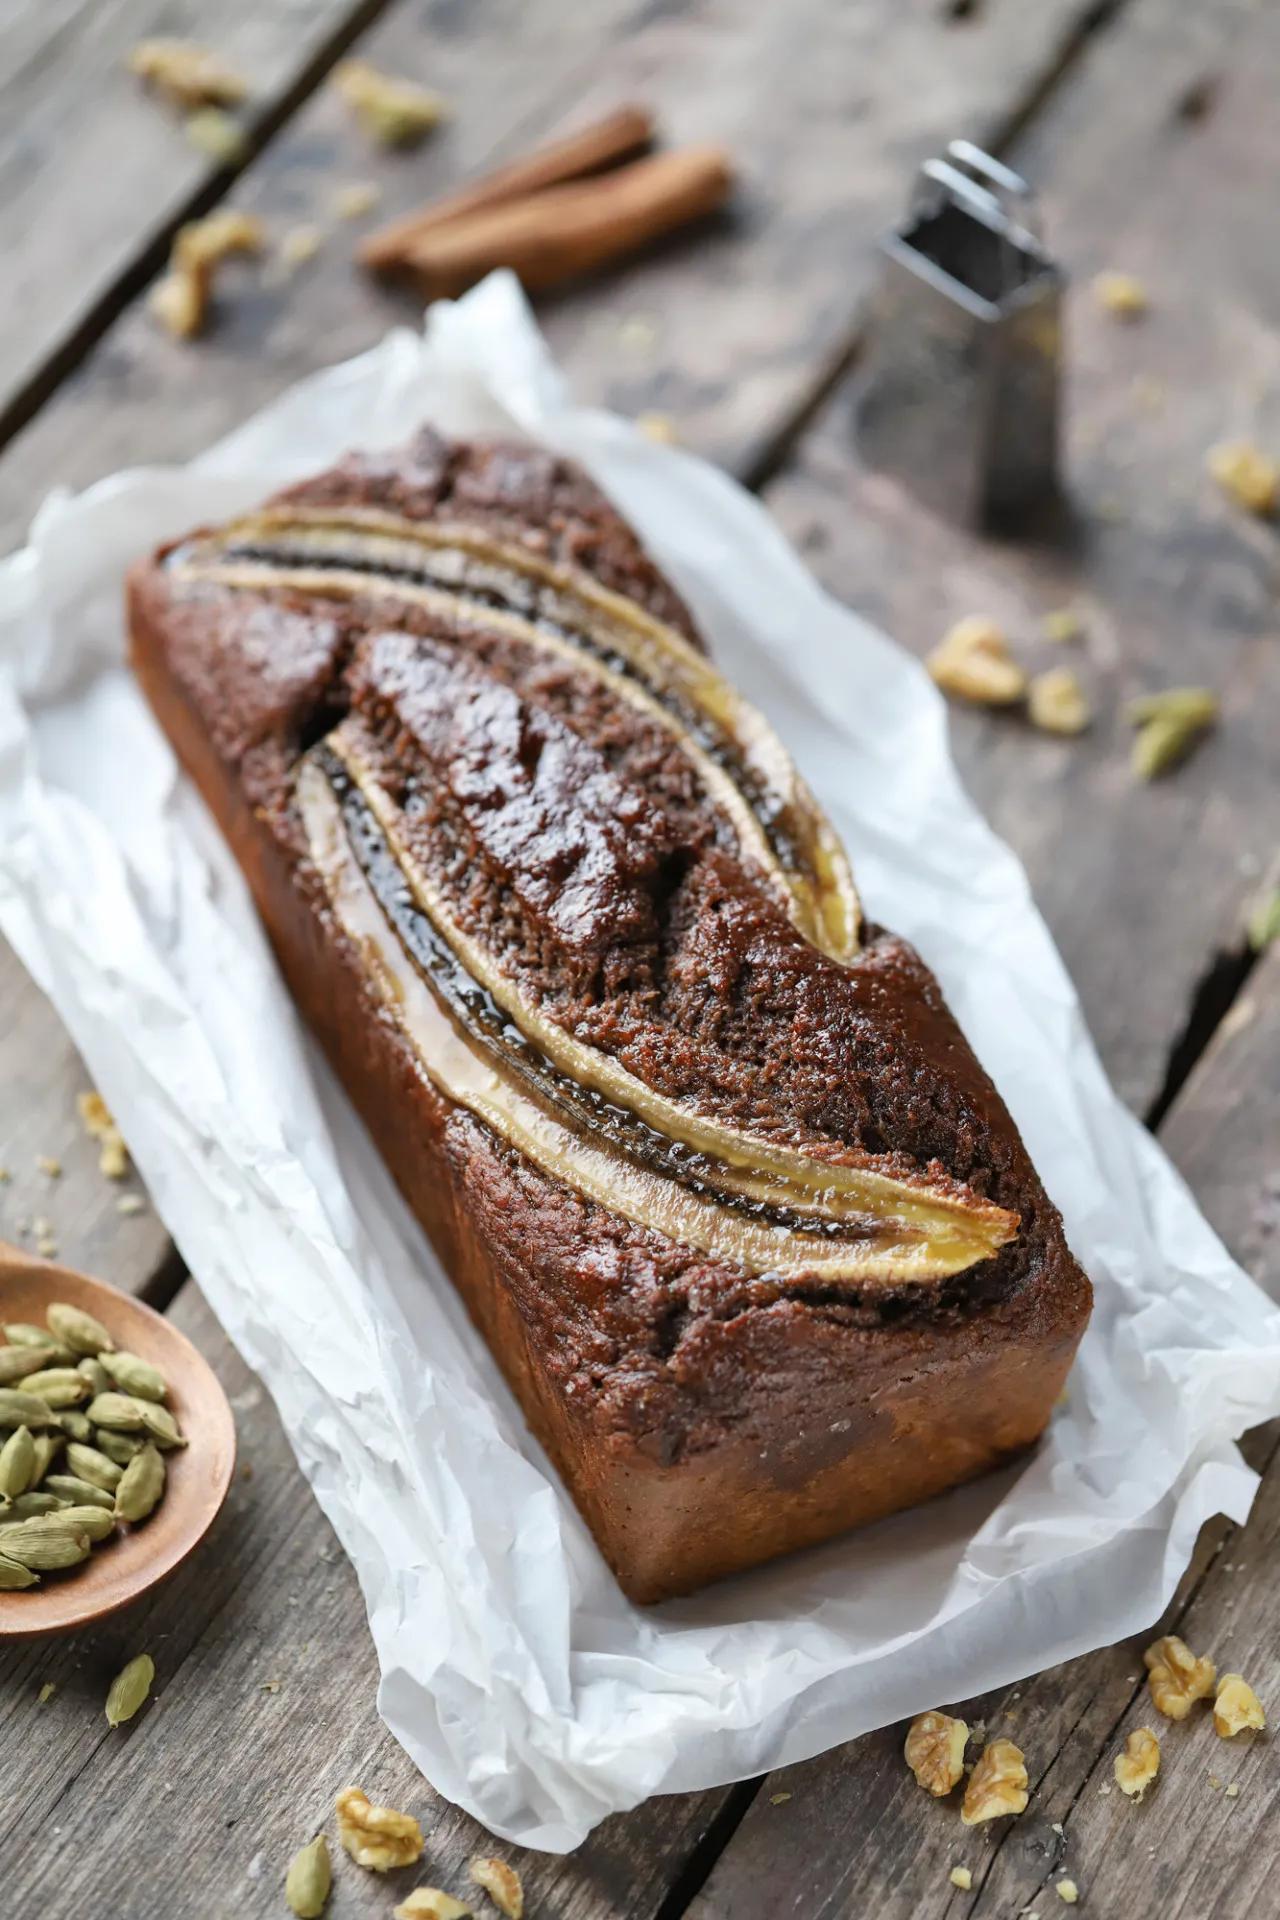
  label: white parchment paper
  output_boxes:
[2,274,1279,1850]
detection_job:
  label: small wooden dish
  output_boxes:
[0,1240,235,1639]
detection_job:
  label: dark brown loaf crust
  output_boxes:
[127,428,1091,1603]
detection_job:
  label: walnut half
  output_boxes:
[1144,1635,1216,1720]
[335,1787,425,1872]
[960,1738,1029,1826]
[1114,1726,1160,1799]
[905,1710,969,1796]
[1214,1674,1265,1738]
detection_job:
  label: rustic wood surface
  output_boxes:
[0,0,1277,1915]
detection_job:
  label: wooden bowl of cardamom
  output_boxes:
[0,1240,236,1638]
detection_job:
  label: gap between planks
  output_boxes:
[0,0,395,457]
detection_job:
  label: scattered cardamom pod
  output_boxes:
[93,1428,145,1465]
[0,1389,58,1430]
[57,1410,93,1443]
[65,1441,124,1492]
[85,1392,147,1432]
[1247,889,1280,953]
[286,1835,333,1919]
[0,1343,59,1385]
[49,1504,117,1543]
[45,1302,114,1357]
[44,1473,116,1511]
[105,1653,155,1727]
[134,1400,186,1449]
[76,1357,112,1396]
[100,1350,168,1403]
[0,1521,92,1570]
[18,1368,91,1409]
[1126,686,1219,781]
[115,1444,165,1524]
[0,1552,39,1589]
[0,1425,35,1499]
[28,1432,62,1486]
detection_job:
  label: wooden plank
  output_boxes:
[0,951,170,1293]
[0,0,1108,547]
[0,0,384,436]
[685,942,1280,1920]
[0,1282,730,1918]
[762,0,1280,1115]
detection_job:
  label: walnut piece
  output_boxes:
[334,61,448,147]
[1029,667,1091,736]
[335,1787,425,1872]
[395,1894,472,1920]
[1094,271,1148,318]
[904,1710,969,1796]
[1214,1673,1265,1738]
[960,1738,1029,1826]
[77,1091,130,1181]
[150,211,265,340]
[469,1858,523,1920]
[1144,1635,1216,1720]
[1114,1726,1160,1799]
[128,39,248,111]
[1208,440,1278,517]
[927,617,1027,707]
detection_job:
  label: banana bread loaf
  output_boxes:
[128,428,1091,1603]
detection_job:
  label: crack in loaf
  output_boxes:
[126,427,1091,1602]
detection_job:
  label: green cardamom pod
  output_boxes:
[46,1302,114,1357]
[105,1653,154,1727]
[93,1428,144,1465]
[5,1490,65,1517]
[28,1432,63,1486]
[0,1343,59,1385]
[286,1835,332,1919]
[1127,687,1219,780]
[0,1551,38,1589]
[44,1473,115,1511]
[18,1368,91,1408]
[0,1521,92,1570]
[85,1392,146,1432]
[134,1400,186,1449]
[100,1350,168,1402]
[65,1441,123,1492]
[76,1357,111,1395]
[49,1504,116,1543]
[0,1425,35,1499]
[7,1325,75,1363]
[57,1410,93,1443]
[0,1389,58,1430]
[114,1443,165,1524]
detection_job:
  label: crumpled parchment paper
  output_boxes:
[1,273,1278,1850]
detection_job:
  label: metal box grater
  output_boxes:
[855,141,1065,527]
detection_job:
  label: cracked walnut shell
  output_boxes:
[1214,1674,1265,1738]
[1144,1635,1216,1720]
[1114,1726,1160,1799]
[904,1710,969,1796]
[335,1786,425,1872]
[960,1738,1029,1825]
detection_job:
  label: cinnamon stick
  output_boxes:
[359,103,656,272]
[387,145,733,300]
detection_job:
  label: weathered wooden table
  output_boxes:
[2,2,1278,1914]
